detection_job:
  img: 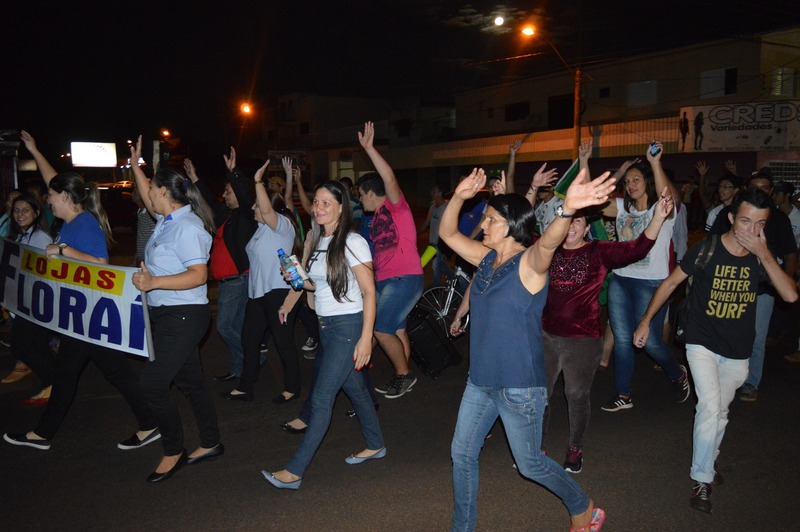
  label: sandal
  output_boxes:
[2,366,32,384]
[570,508,606,532]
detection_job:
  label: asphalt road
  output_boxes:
[1,229,798,531]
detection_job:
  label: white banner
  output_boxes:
[1,238,152,359]
[679,101,800,152]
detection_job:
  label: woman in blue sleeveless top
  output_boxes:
[439,167,616,532]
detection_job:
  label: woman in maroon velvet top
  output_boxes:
[541,193,673,474]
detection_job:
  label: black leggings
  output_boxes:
[12,317,55,388]
[239,289,301,396]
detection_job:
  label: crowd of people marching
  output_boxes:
[2,125,799,530]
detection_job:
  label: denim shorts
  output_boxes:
[375,274,424,333]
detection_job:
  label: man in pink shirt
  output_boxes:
[356,122,423,399]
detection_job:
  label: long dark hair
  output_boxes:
[152,168,215,234]
[8,193,50,241]
[310,180,364,302]
[622,163,658,212]
[49,172,115,244]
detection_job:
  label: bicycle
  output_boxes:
[416,265,472,338]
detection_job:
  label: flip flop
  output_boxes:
[570,508,606,532]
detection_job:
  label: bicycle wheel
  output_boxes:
[417,284,468,337]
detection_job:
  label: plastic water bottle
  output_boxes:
[277,248,304,290]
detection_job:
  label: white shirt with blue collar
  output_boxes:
[144,204,212,307]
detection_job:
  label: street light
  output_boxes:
[241,103,252,115]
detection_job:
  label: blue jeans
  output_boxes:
[451,381,589,531]
[216,275,249,377]
[298,342,377,425]
[286,313,383,477]
[744,293,774,389]
[686,344,748,483]
[608,274,683,397]
[375,275,424,333]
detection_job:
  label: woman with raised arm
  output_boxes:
[541,192,673,474]
[225,160,301,404]
[129,136,223,483]
[5,132,158,453]
[263,180,381,490]
[596,142,690,413]
[439,167,614,532]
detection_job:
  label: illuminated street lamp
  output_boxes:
[161,129,171,138]
[241,103,252,114]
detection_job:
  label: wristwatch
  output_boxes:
[556,205,575,218]
[59,243,68,256]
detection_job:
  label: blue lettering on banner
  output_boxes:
[129,295,145,350]
[89,297,122,344]
[0,241,20,302]
[59,287,88,334]
[32,280,55,322]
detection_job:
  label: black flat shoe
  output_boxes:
[147,451,187,483]
[272,393,298,405]
[223,391,253,402]
[214,372,237,382]
[280,421,307,434]
[187,443,225,465]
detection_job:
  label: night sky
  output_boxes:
[4,0,799,170]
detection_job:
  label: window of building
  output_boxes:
[547,94,573,129]
[504,101,530,122]
[771,67,797,97]
[700,67,738,98]
[599,87,610,99]
[627,80,657,107]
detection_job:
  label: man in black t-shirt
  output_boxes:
[632,189,798,514]
[707,172,798,402]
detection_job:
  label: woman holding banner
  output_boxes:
[129,136,223,483]
[4,131,158,453]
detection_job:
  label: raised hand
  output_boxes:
[618,158,640,175]
[357,121,375,151]
[578,139,592,161]
[20,130,38,153]
[184,158,199,182]
[282,156,293,179]
[563,170,617,212]
[130,135,143,164]
[695,161,709,177]
[509,138,523,156]
[454,168,486,201]
[724,159,737,175]
[531,163,559,188]
[646,141,664,163]
[223,147,236,172]
[254,159,270,183]
[492,171,507,195]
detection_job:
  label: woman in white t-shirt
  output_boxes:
[598,143,690,412]
[263,180,382,490]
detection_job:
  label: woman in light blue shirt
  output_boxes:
[131,138,222,483]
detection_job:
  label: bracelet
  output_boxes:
[254,180,265,185]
